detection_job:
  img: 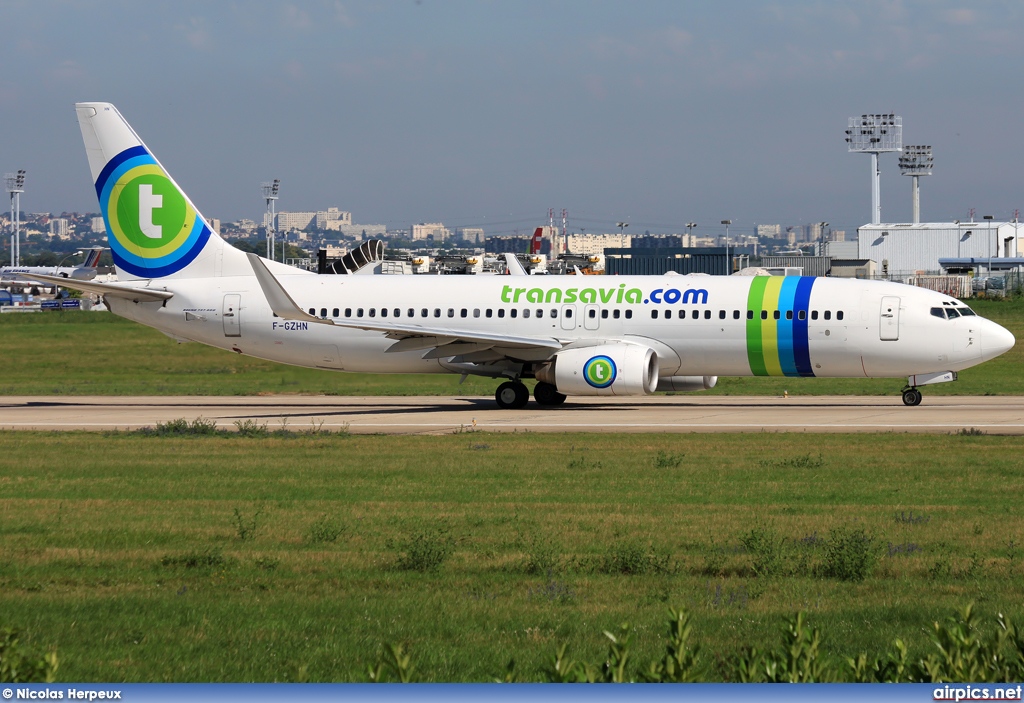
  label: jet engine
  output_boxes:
[535,343,659,396]
[656,375,718,392]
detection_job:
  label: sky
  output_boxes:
[2,0,1024,238]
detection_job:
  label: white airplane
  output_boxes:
[2,248,104,282]
[22,103,1015,408]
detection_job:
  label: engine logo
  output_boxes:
[583,355,617,389]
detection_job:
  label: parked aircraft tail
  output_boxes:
[75,102,249,280]
[82,247,104,269]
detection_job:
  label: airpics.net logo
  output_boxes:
[583,355,617,389]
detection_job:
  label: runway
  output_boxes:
[1,395,1023,434]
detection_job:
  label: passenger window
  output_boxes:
[511,309,518,318]
[704,310,711,320]
[357,308,364,318]
[498,309,505,318]
[733,310,740,319]
[931,307,946,319]
[747,310,754,320]
[345,308,352,317]
[719,310,726,320]
[652,310,659,319]
[824,311,831,320]
[447,308,455,318]
[394,308,401,317]
[946,308,960,319]
[308,308,315,316]
[692,310,699,320]
[798,310,806,320]
[332,308,339,317]
[537,309,544,318]
[319,308,326,318]
[434,308,441,317]
[786,310,793,320]
[486,309,493,318]
[625,310,632,319]
[773,310,780,320]
[811,310,818,320]
[678,310,686,319]
[761,310,768,320]
[836,311,844,321]
[613,310,621,319]
[381,308,388,317]
[601,310,609,319]
[408,308,415,317]
[550,309,558,319]
[460,309,468,318]
[473,309,480,318]
[588,309,597,318]
[523,309,531,319]
[369,308,376,317]
[421,308,428,317]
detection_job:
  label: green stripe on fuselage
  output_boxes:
[745,276,769,376]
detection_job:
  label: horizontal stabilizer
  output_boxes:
[12,272,173,302]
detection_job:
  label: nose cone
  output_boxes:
[981,319,1015,361]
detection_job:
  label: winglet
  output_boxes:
[246,253,333,325]
[504,253,528,276]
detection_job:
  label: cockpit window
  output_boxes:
[946,308,961,319]
[930,307,946,319]
[959,307,977,316]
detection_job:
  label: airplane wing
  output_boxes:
[504,253,528,276]
[247,253,562,362]
[11,272,173,302]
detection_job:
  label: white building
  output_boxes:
[48,218,71,238]
[564,233,632,256]
[91,217,106,234]
[456,227,485,244]
[857,221,1022,277]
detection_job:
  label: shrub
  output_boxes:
[305,514,346,544]
[0,627,59,683]
[820,526,878,582]
[233,506,264,541]
[395,529,454,572]
[600,542,671,575]
[739,522,786,577]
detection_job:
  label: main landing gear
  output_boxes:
[494,380,567,409]
[495,380,530,409]
[901,387,923,407]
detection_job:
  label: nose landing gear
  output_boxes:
[901,387,923,406]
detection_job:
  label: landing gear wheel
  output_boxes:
[902,388,923,406]
[534,381,567,407]
[495,381,530,409]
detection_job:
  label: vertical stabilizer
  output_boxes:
[76,102,245,280]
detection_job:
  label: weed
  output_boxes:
[600,542,672,575]
[233,419,269,437]
[160,547,226,569]
[887,542,920,557]
[567,455,601,470]
[527,577,577,604]
[956,427,987,436]
[137,417,219,436]
[520,535,561,575]
[739,522,786,577]
[653,451,684,468]
[233,506,264,541]
[394,528,454,572]
[701,542,727,577]
[253,556,279,571]
[894,511,931,525]
[759,453,825,469]
[304,514,346,545]
[367,643,416,683]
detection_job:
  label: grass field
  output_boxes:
[2,431,1024,681]
[0,297,1021,397]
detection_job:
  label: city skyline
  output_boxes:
[2,1,1024,236]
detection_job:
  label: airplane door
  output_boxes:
[880,296,900,341]
[583,304,600,330]
[560,304,577,331]
[223,294,241,337]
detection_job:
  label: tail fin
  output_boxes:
[76,102,244,280]
[82,247,104,268]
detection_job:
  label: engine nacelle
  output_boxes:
[656,375,718,393]
[535,344,659,396]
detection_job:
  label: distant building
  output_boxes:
[858,221,1023,277]
[486,236,531,254]
[275,208,353,232]
[565,233,631,256]
[411,222,450,241]
[455,227,485,244]
[91,217,106,234]
[48,218,70,238]
[756,224,781,238]
[632,234,688,249]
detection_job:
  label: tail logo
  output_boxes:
[583,355,617,389]
[95,146,210,277]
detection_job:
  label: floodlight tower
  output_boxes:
[261,179,280,260]
[5,170,25,266]
[898,145,933,225]
[845,114,902,225]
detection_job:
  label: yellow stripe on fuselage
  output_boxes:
[760,276,784,376]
